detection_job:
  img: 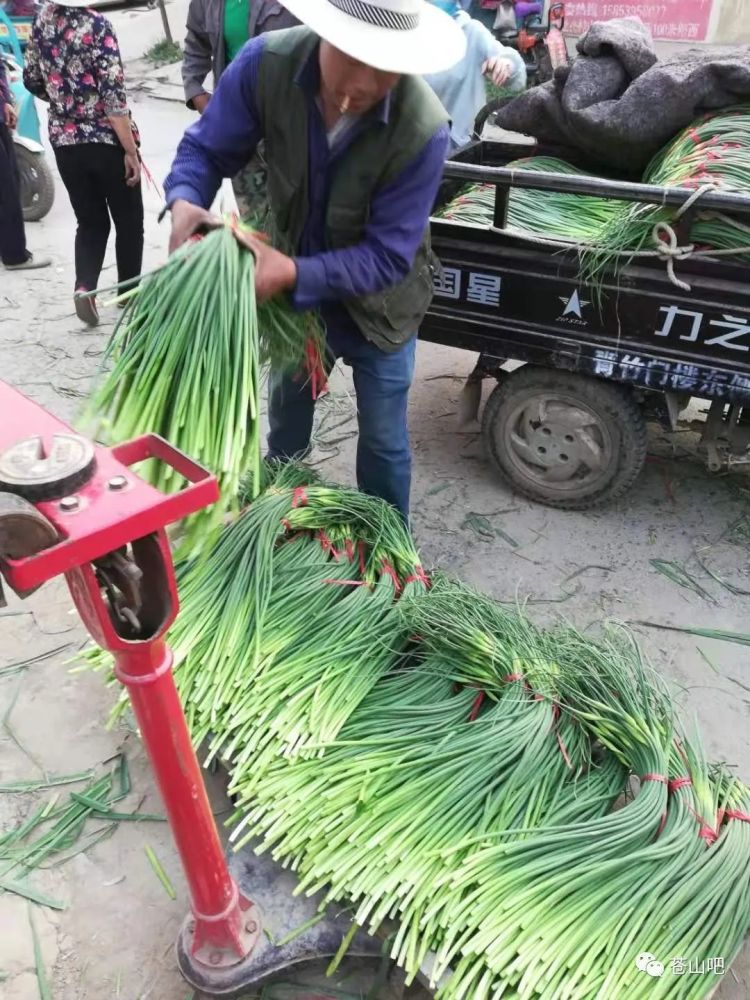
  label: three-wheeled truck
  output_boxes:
[423,138,750,509]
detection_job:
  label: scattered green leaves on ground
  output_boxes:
[29,905,52,1000]
[144,845,176,900]
[650,558,714,602]
[0,756,152,910]
[144,39,182,65]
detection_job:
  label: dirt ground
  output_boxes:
[1,5,750,997]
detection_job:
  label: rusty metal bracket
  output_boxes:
[94,548,145,634]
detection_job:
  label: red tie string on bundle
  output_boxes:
[654,776,691,841]
[317,529,341,560]
[640,775,670,837]
[694,813,719,846]
[317,530,333,557]
[550,703,573,770]
[404,564,430,587]
[649,774,700,841]
[669,776,693,792]
[291,486,308,508]
[139,157,163,200]
[668,749,722,845]
[468,690,486,721]
[380,560,402,594]
[640,774,669,840]
[304,335,329,401]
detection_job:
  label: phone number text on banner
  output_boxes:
[563,1,715,42]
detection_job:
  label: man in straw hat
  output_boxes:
[164,0,465,520]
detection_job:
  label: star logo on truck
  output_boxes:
[559,290,590,319]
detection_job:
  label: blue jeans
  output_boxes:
[267,324,416,520]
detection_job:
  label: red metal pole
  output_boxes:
[113,640,257,960]
[64,554,261,969]
[0,385,261,972]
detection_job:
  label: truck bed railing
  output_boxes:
[441,159,750,231]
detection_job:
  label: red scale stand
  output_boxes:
[0,381,380,999]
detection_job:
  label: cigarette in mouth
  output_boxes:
[339,95,351,114]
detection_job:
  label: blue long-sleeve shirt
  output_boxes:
[165,35,450,335]
[425,12,526,149]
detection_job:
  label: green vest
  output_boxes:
[255,27,448,352]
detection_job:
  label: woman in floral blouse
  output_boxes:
[24,0,143,326]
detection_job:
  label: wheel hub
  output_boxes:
[18,158,40,209]
[505,395,616,493]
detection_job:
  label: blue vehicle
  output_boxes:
[0,8,55,221]
[0,2,33,53]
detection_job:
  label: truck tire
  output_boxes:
[481,367,648,509]
[15,145,55,223]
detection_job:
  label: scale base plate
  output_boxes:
[177,844,387,998]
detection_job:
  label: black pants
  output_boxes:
[55,142,144,291]
[0,123,27,266]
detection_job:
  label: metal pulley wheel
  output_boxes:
[0,433,96,502]
[0,432,93,603]
[0,493,59,604]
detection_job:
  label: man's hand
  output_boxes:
[124,151,141,187]
[4,103,18,130]
[192,93,211,115]
[482,57,514,88]
[169,198,222,253]
[232,229,297,302]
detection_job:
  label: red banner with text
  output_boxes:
[562,1,715,42]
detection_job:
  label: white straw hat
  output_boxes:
[279,0,466,75]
